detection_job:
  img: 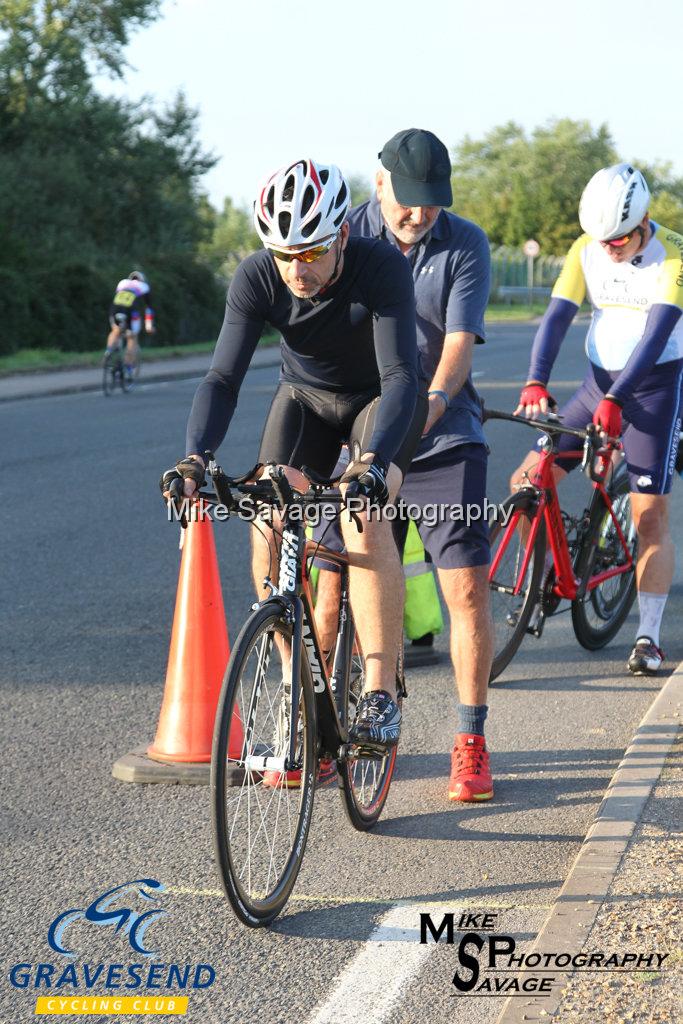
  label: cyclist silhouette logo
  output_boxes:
[47,880,167,958]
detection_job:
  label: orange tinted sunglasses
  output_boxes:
[269,235,338,263]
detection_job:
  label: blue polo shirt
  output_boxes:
[348,195,490,460]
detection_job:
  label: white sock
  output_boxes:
[636,592,668,648]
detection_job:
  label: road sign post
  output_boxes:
[523,239,540,307]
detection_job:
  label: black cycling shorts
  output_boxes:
[257,382,428,478]
[109,304,142,334]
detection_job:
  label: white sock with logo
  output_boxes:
[636,591,668,648]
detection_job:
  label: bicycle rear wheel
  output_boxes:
[571,465,637,649]
[211,604,316,927]
[338,629,398,831]
[488,492,546,682]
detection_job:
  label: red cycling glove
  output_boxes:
[592,397,622,438]
[518,382,556,411]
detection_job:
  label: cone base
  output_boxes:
[112,747,244,787]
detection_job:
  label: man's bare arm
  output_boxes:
[422,331,476,435]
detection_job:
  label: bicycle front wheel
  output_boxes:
[571,466,637,649]
[339,633,398,831]
[488,492,546,682]
[211,605,316,927]
[102,353,116,396]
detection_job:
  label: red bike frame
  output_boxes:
[489,443,635,602]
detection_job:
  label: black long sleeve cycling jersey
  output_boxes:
[186,236,421,464]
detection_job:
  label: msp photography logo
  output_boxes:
[419,909,670,998]
[8,879,216,1017]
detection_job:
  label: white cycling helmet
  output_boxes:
[579,163,650,241]
[254,159,350,249]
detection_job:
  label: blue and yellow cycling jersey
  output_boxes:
[552,222,683,369]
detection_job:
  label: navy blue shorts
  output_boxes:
[313,443,490,572]
[548,360,683,495]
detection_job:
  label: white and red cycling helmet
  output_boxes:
[253,159,350,249]
[579,163,650,241]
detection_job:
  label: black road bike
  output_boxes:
[184,458,405,928]
[103,313,138,396]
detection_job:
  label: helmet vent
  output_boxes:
[256,216,270,236]
[278,211,291,237]
[264,187,275,218]
[335,181,348,209]
[301,213,321,238]
[283,175,296,203]
[319,168,329,184]
[301,185,315,216]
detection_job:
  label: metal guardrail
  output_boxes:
[491,245,564,302]
[497,285,552,305]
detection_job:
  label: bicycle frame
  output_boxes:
[264,517,355,769]
[489,437,635,603]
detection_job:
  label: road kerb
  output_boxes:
[0,347,282,402]
[495,659,683,1024]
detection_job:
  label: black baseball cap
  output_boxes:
[378,128,452,207]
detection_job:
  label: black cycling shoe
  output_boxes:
[350,690,402,749]
[627,637,664,676]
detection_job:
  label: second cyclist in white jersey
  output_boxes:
[512,163,683,675]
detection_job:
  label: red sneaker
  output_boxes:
[449,733,493,802]
[263,759,336,789]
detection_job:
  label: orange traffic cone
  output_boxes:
[149,514,243,763]
[113,515,243,784]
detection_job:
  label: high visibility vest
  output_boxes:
[402,520,444,640]
[307,521,443,640]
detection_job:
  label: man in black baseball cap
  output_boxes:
[313,127,497,805]
[378,128,453,208]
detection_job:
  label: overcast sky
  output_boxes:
[98,0,683,211]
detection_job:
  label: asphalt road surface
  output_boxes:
[2,322,682,1024]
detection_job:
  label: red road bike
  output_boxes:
[485,410,638,681]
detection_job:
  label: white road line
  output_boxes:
[306,902,447,1024]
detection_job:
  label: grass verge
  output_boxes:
[0,332,280,376]
[0,305,548,376]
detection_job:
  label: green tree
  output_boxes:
[0,1,224,353]
[348,173,372,207]
[0,1,161,113]
[201,198,260,281]
[451,119,617,254]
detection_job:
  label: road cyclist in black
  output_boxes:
[163,158,427,755]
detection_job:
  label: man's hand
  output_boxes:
[422,390,448,435]
[341,455,390,507]
[160,454,206,502]
[592,397,622,440]
[514,381,557,418]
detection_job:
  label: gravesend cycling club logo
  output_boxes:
[419,909,669,997]
[7,879,216,1017]
[48,879,166,957]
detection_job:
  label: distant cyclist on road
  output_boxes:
[163,158,427,754]
[107,270,155,383]
[512,163,683,675]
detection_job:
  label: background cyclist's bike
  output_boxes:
[485,409,637,681]
[176,459,404,928]
[103,313,138,396]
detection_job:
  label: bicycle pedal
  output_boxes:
[526,612,546,638]
[346,742,390,761]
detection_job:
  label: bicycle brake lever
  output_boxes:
[168,477,188,529]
